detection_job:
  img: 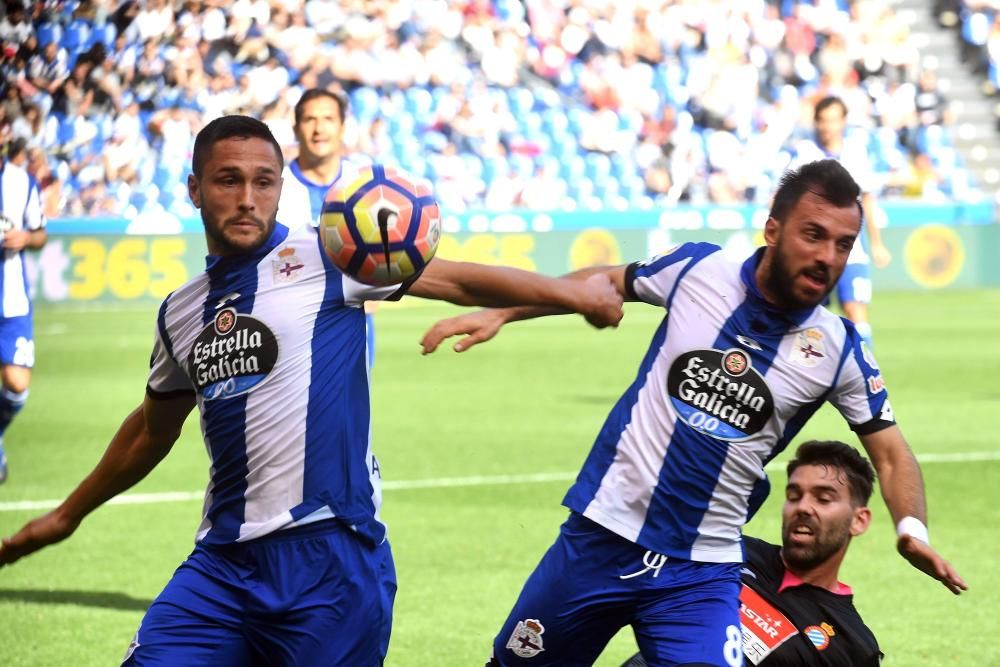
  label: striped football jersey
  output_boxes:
[563,242,893,563]
[147,223,407,546]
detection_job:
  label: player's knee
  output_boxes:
[1,368,31,395]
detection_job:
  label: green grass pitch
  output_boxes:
[0,288,997,665]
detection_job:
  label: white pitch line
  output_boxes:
[1,451,997,513]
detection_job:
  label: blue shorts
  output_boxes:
[491,513,742,667]
[835,261,872,306]
[123,520,396,666]
[0,315,34,368]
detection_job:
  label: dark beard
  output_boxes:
[782,521,851,571]
[203,213,273,256]
[765,246,831,310]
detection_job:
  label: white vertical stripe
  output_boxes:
[2,252,28,316]
[238,234,323,536]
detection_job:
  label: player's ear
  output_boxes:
[763,216,781,247]
[188,173,202,208]
[850,506,872,537]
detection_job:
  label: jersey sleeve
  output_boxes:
[625,242,721,308]
[146,301,195,399]
[828,323,895,434]
[341,269,422,306]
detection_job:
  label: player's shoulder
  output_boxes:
[633,241,724,273]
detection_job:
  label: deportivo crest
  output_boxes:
[272,247,305,283]
[188,308,279,400]
[506,619,546,658]
[789,328,826,368]
[667,349,774,441]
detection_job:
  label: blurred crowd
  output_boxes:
[0,0,977,220]
[938,0,1000,116]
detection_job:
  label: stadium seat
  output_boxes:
[481,155,508,184]
[92,22,117,50]
[584,153,612,181]
[35,21,62,48]
[60,18,93,56]
[508,86,535,116]
[350,87,381,123]
[559,154,586,182]
[404,87,434,124]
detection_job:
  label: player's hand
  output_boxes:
[897,534,967,595]
[871,241,891,269]
[2,230,30,252]
[421,309,507,354]
[576,273,624,329]
[0,510,80,568]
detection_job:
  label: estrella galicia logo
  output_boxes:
[666,349,774,441]
[187,308,279,400]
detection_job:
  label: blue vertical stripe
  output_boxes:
[198,258,258,544]
[564,245,715,514]
[297,246,352,519]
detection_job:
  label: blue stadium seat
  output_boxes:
[92,22,117,49]
[61,18,93,55]
[541,109,569,139]
[387,112,416,137]
[35,21,63,47]
[533,87,561,111]
[584,152,612,181]
[559,154,586,182]
[350,87,380,123]
[508,86,535,115]
[481,155,508,184]
[404,87,434,124]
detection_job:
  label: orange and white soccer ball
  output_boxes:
[320,165,442,286]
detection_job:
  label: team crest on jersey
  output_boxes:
[803,624,832,650]
[272,247,305,283]
[188,308,279,400]
[0,213,15,233]
[667,349,774,441]
[789,328,826,368]
[506,619,546,658]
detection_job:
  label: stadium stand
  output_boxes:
[0,0,995,220]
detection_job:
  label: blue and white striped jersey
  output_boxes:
[147,223,406,547]
[277,156,371,229]
[563,243,893,563]
[0,161,45,318]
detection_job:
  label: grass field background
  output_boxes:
[0,288,997,665]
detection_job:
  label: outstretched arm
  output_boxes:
[0,392,195,568]
[408,259,625,329]
[419,264,630,354]
[859,426,966,594]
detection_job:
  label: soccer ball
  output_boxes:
[320,165,442,286]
